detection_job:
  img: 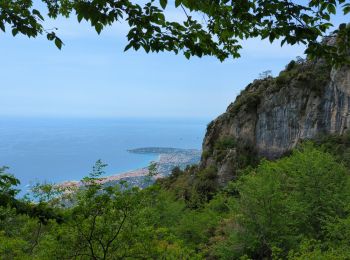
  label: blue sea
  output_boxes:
[0,117,208,193]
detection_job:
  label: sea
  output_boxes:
[0,117,208,194]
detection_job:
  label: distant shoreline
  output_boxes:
[59,147,201,189]
[128,147,199,154]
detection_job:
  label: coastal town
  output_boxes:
[61,147,201,189]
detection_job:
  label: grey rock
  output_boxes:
[201,61,350,184]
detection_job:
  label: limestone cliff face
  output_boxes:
[201,60,350,184]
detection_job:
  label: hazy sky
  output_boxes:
[0,2,347,119]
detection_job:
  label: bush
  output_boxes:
[214,137,237,151]
[230,89,262,114]
[286,60,296,71]
[213,137,237,163]
[201,150,211,160]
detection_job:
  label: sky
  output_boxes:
[0,2,347,120]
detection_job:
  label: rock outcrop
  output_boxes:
[201,59,350,184]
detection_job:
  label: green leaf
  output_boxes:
[77,13,83,23]
[47,32,55,41]
[124,43,133,52]
[54,38,63,49]
[32,9,44,20]
[95,23,103,34]
[12,28,18,37]
[0,22,5,32]
[327,4,336,14]
[160,0,167,9]
[143,44,150,53]
[344,5,350,15]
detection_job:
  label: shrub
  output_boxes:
[214,137,237,150]
[201,150,211,160]
[286,60,296,71]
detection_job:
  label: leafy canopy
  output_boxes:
[1,0,350,63]
[2,143,350,258]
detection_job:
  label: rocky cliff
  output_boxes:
[201,59,350,184]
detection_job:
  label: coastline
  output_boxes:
[60,148,201,189]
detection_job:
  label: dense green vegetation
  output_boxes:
[2,138,350,259]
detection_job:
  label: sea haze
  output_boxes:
[0,117,208,192]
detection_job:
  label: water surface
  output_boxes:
[0,117,208,192]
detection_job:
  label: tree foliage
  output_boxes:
[2,142,350,258]
[1,0,350,63]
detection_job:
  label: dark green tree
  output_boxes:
[210,144,350,259]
